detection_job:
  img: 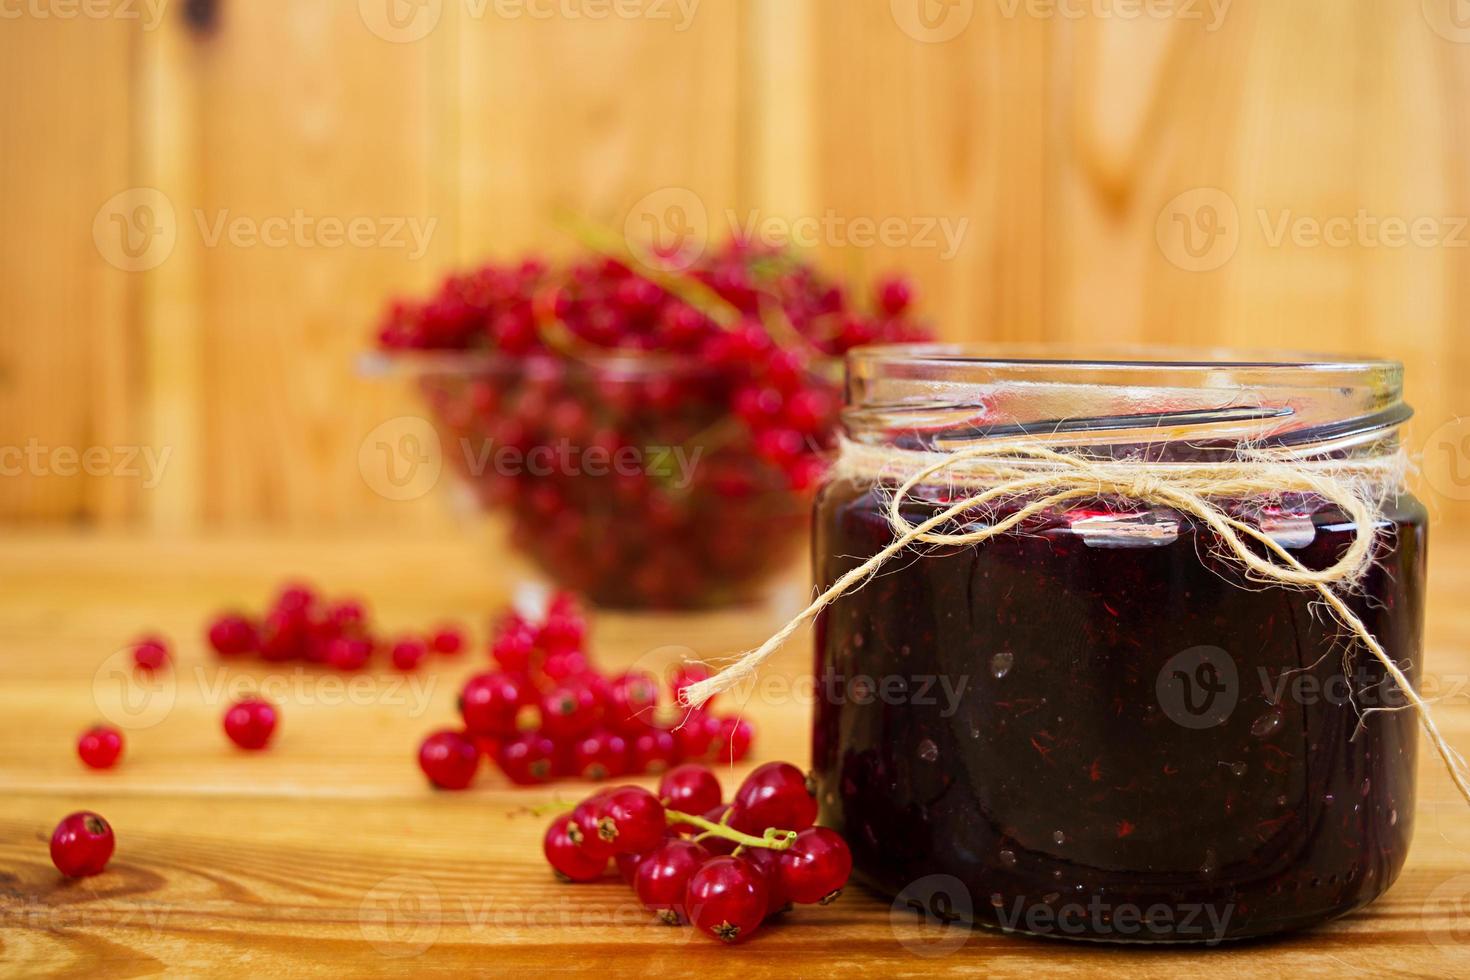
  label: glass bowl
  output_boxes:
[383,351,826,609]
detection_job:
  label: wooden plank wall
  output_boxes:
[2,0,1469,533]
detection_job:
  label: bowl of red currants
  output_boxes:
[373,238,929,609]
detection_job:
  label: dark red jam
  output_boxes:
[811,478,1426,943]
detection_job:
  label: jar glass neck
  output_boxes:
[843,346,1408,462]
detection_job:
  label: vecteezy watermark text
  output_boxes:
[993,894,1234,943]
[0,439,171,488]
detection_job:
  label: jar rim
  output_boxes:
[847,343,1401,374]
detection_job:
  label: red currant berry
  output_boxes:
[326,636,373,670]
[207,614,258,657]
[615,848,651,886]
[699,804,738,856]
[50,811,115,877]
[630,727,678,774]
[658,763,722,821]
[875,275,914,315]
[459,671,528,738]
[390,636,428,671]
[538,683,601,739]
[605,671,658,734]
[731,762,817,835]
[739,844,791,915]
[323,599,367,632]
[685,855,769,944]
[491,615,537,673]
[778,826,852,904]
[711,716,754,765]
[590,786,666,855]
[132,635,169,672]
[429,624,465,655]
[495,731,557,785]
[418,730,480,790]
[635,839,710,924]
[543,812,607,883]
[77,725,124,770]
[223,698,278,750]
[570,729,628,781]
[537,609,586,657]
[542,650,591,683]
[673,712,721,762]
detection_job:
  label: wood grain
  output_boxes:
[3,531,1470,976]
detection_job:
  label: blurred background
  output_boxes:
[3,0,1470,538]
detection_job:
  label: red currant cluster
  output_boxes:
[418,592,756,789]
[205,582,466,671]
[377,239,930,608]
[544,762,853,944]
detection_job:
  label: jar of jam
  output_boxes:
[810,346,1426,943]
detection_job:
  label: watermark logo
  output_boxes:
[93,187,177,272]
[359,416,443,502]
[890,874,973,956]
[890,0,974,43]
[359,0,443,42]
[91,647,178,730]
[1421,418,1470,502]
[1423,873,1470,950]
[624,186,710,272]
[1156,645,1238,728]
[1155,187,1239,272]
[360,874,442,956]
[1423,0,1470,43]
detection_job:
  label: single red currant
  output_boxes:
[77,725,124,770]
[685,855,769,944]
[673,712,721,762]
[390,636,428,671]
[711,716,754,765]
[538,683,601,739]
[630,727,678,774]
[459,671,528,738]
[491,615,537,672]
[658,764,722,821]
[223,698,278,750]
[132,635,170,672]
[543,812,607,883]
[590,786,666,854]
[616,848,651,886]
[635,839,710,924]
[429,624,465,655]
[570,729,628,781]
[207,614,258,657]
[604,671,658,735]
[494,731,558,785]
[418,730,480,790]
[778,826,852,905]
[50,811,115,878]
[738,844,791,915]
[326,635,373,670]
[731,762,817,835]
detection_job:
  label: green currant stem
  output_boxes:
[664,808,797,851]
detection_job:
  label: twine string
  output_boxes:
[680,437,1470,805]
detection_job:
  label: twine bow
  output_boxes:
[681,436,1470,805]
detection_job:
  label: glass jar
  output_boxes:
[810,345,1426,943]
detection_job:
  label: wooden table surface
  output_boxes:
[4,530,1470,978]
